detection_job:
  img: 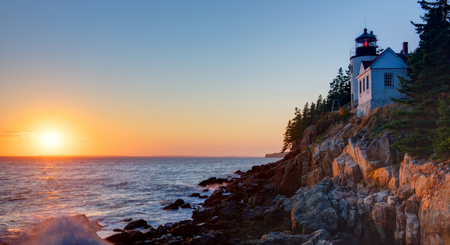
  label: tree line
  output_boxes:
[281,68,351,152]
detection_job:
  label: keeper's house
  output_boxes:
[349,28,409,117]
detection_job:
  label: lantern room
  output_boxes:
[355,28,377,56]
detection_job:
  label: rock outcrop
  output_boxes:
[105,105,450,245]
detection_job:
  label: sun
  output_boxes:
[43,134,59,146]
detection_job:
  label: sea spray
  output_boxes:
[18,214,110,245]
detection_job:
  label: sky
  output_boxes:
[0,0,424,157]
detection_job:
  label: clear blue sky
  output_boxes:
[0,1,424,156]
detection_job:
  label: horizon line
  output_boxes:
[0,154,266,158]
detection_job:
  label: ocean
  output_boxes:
[0,156,277,243]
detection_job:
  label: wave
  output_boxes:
[16,214,110,245]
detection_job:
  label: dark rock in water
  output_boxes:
[192,207,215,223]
[105,230,146,244]
[199,177,217,186]
[198,177,229,186]
[113,228,123,233]
[128,230,146,242]
[203,190,226,207]
[167,236,183,245]
[162,222,174,229]
[188,233,216,245]
[105,232,131,244]
[171,220,201,237]
[124,219,149,230]
[122,218,133,222]
[189,193,201,197]
[234,170,243,175]
[143,227,157,239]
[163,199,185,210]
[180,203,191,209]
[173,199,184,206]
[198,195,208,199]
[202,189,209,192]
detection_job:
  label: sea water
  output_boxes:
[0,157,277,243]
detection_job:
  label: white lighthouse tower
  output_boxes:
[350,29,378,108]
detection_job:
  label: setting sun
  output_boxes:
[43,134,58,145]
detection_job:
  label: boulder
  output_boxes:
[105,230,145,244]
[332,153,362,189]
[343,138,384,184]
[300,125,318,152]
[327,232,362,245]
[188,234,216,245]
[163,199,185,210]
[192,207,214,223]
[371,203,396,241]
[399,154,439,191]
[312,137,347,178]
[260,232,310,245]
[288,180,338,234]
[397,184,413,200]
[365,133,400,166]
[274,157,303,196]
[395,203,406,243]
[368,165,399,190]
[171,221,200,237]
[124,219,149,230]
[419,173,450,245]
[198,177,229,187]
[405,212,420,245]
[306,167,324,186]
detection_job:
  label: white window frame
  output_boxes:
[366,76,369,90]
[384,73,394,87]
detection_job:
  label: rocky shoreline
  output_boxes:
[105,108,450,245]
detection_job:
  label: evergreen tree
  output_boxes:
[326,67,351,110]
[433,96,450,158]
[302,103,310,127]
[316,94,324,113]
[387,0,450,157]
[282,107,303,152]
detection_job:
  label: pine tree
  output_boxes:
[387,0,450,157]
[433,95,450,158]
[316,95,324,114]
[326,67,351,110]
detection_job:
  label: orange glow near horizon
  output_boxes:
[0,109,283,157]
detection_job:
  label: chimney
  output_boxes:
[402,42,408,54]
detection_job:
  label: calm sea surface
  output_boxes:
[0,156,276,243]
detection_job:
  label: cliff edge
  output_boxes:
[106,105,450,245]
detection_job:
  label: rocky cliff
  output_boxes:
[107,105,450,245]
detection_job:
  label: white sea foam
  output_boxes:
[18,215,110,245]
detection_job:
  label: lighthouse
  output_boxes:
[349,28,409,116]
[349,28,378,109]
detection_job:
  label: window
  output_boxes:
[385,73,393,87]
[359,81,362,93]
[363,78,365,91]
[367,76,369,90]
